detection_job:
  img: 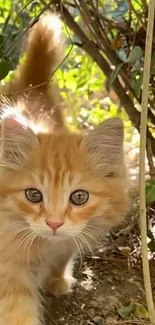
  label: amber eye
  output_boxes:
[25,188,43,203]
[70,190,89,206]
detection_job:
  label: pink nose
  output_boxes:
[46,221,64,231]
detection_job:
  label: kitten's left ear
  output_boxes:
[0,117,38,169]
[81,118,124,176]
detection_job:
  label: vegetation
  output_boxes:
[1,0,155,323]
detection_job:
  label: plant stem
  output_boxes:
[139,0,155,324]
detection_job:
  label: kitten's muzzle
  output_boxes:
[46,220,64,234]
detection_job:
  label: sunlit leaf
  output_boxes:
[133,303,149,319]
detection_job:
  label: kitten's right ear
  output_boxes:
[0,116,38,169]
[81,118,124,176]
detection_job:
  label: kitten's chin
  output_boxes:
[40,232,70,242]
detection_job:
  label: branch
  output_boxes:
[53,0,155,155]
[75,0,136,98]
[139,0,155,323]
[55,2,139,120]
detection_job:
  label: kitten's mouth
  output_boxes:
[42,230,69,240]
[52,230,58,236]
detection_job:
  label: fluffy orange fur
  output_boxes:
[0,13,129,325]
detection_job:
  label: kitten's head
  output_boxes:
[0,113,129,243]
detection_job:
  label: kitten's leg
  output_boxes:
[0,277,41,325]
[45,254,76,297]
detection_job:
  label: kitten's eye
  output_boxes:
[25,188,43,203]
[70,190,89,206]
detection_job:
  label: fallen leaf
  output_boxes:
[133,302,149,319]
[117,246,131,256]
[118,304,135,319]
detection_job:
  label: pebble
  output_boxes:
[88,316,104,325]
[93,316,104,324]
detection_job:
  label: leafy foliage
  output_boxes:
[106,46,143,94]
[0,0,152,151]
[118,302,149,320]
[0,0,135,136]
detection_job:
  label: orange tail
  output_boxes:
[1,13,64,129]
[19,14,63,89]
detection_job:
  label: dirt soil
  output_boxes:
[45,212,155,325]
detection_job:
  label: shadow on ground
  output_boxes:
[45,219,155,325]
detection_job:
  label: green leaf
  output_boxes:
[131,73,143,98]
[106,63,124,92]
[133,303,149,319]
[118,304,135,319]
[146,180,155,204]
[126,47,143,63]
[118,303,149,320]
[0,58,12,80]
[131,60,141,72]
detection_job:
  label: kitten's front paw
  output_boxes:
[45,277,75,298]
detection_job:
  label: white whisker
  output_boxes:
[85,224,102,231]
[14,231,33,255]
[76,234,93,256]
[81,229,99,246]
[73,237,83,268]
[26,234,38,265]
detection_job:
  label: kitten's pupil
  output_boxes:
[70,190,89,206]
[25,188,43,203]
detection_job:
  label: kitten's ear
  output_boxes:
[0,117,38,169]
[81,118,124,176]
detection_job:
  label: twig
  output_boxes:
[139,0,155,324]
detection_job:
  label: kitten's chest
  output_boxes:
[29,252,52,286]
[30,245,60,285]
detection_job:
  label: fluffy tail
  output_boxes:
[19,14,63,89]
[1,13,64,129]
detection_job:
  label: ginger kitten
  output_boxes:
[0,13,129,325]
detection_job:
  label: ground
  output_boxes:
[45,206,155,325]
